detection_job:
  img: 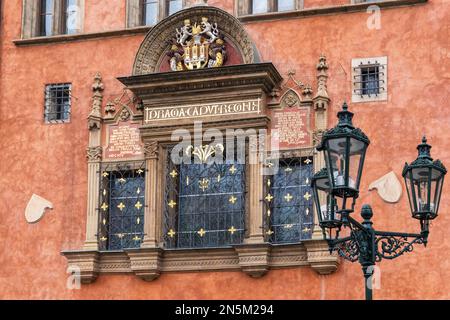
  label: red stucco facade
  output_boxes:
[0,0,449,299]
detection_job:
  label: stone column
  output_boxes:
[83,73,104,250]
[246,136,265,244]
[141,141,159,248]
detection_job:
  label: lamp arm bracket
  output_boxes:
[374,232,426,261]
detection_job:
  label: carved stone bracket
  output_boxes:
[303,239,340,275]
[61,250,100,284]
[125,248,163,282]
[86,146,102,162]
[234,243,271,278]
[144,141,159,159]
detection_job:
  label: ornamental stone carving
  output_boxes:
[132,6,259,75]
[86,146,102,162]
[144,141,158,159]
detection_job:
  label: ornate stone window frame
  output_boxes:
[62,6,339,284]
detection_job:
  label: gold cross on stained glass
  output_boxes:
[100,236,107,242]
[197,228,206,237]
[284,224,294,229]
[136,217,141,225]
[170,170,178,178]
[117,202,126,211]
[102,172,109,178]
[285,167,293,173]
[284,193,293,202]
[303,192,312,201]
[136,187,141,195]
[199,178,210,192]
[265,194,274,202]
[133,236,141,241]
[168,200,177,209]
[266,229,274,236]
[229,165,237,174]
[304,158,312,164]
[303,227,311,233]
[229,195,237,204]
[101,202,109,211]
[117,233,125,239]
[228,226,237,235]
[136,169,144,175]
[118,178,126,184]
[135,201,143,210]
[167,229,176,238]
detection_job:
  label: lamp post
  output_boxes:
[312,102,447,300]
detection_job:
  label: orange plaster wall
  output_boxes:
[0,0,449,300]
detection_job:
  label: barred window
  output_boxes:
[264,157,314,243]
[352,56,387,103]
[164,144,246,249]
[44,83,71,123]
[98,162,146,251]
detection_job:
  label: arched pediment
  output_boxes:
[132,5,260,75]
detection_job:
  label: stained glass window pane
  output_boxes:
[264,157,314,243]
[98,163,146,251]
[164,146,245,249]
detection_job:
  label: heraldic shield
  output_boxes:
[167,17,227,71]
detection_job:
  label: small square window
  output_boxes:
[352,56,387,103]
[44,83,71,123]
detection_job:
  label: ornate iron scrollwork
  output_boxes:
[375,234,425,261]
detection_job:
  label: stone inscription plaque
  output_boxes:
[272,107,311,149]
[105,122,144,160]
[144,99,261,123]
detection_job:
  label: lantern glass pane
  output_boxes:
[326,137,347,187]
[435,175,444,215]
[348,137,366,190]
[404,175,415,215]
[412,167,430,212]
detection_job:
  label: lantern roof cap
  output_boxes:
[317,102,370,150]
[312,167,329,181]
[402,137,447,176]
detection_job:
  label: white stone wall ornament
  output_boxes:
[368,171,402,203]
[25,194,53,224]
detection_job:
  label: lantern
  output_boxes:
[311,168,342,233]
[403,137,447,221]
[317,102,370,212]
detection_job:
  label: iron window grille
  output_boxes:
[263,157,314,243]
[353,63,386,97]
[164,143,246,249]
[44,83,72,123]
[98,161,146,251]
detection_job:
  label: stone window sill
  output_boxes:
[13,26,151,47]
[61,240,339,284]
[238,0,427,23]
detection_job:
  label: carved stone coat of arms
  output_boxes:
[167,17,227,71]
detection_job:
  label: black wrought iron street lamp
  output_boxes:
[312,102,447,300]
